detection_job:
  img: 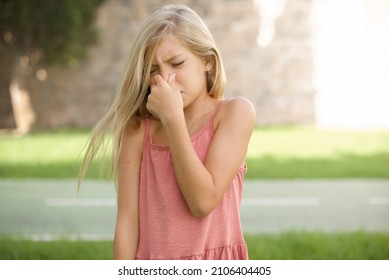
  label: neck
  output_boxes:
[184,94,217,124]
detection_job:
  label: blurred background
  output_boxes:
[1,0,389,132]
[0,0,389,259]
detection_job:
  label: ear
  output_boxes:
[204,60,214,72]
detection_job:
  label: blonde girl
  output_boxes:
[79,4,255,260]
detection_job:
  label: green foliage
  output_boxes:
[0,0,104,65]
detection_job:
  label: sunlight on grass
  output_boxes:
[0,130,87,162]
[246,127,389,178]
[248,127,389,158]
[0,129,93,178]
[1,127,389,179]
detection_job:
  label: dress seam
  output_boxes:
[136,243,247,260]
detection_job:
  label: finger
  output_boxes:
[167,73,176,86]
[167,74,178,92]
[153,74,165,86]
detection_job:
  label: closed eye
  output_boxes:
[172,60,185,67]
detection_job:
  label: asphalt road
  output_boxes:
[0,179,388,240]
[242,179,389,233]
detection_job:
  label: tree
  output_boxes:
[0,0,105,65]
[0,0,104,133]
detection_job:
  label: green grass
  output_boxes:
[246,127,389,179]
[1,231,388,260]
[2,129,388,261]
[1,127,389,179]
[0,129,102,179]
[244,231,389,260]
[0,237,113,260]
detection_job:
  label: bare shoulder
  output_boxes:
[126,117,145,135]
[215,97,256,129]
[121,117,145,154]
[222,97,256,117]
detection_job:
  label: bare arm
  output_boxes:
[146,75,256,217]
[113,120,144,259]
[163,98,255,217]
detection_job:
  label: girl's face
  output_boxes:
[150,33,209,108]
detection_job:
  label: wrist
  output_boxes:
[160,110,185,128]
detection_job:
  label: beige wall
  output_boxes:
[4,0,314,128]
[3,0,388,129]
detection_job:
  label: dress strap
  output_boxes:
[210,100,226,125]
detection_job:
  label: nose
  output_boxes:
[159,69,171,81]
[150,71,171,85]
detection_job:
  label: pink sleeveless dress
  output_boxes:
[136,106,248,260]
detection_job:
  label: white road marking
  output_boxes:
[242,197,320,206]
[368,197,389,205]
[46,198,116,207]
[25,233,113,241]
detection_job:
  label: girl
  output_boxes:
[79,4,256,260]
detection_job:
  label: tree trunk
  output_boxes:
[0,44,16,130]
[9,50,36,134]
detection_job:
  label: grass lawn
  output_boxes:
[1,128,389,260]
[246,126,389,179]
[1,127,389,179]
[1,231,388,260]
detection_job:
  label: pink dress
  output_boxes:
[136,106,248,260]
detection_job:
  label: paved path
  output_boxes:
[242,179,389,233]
[0,179,388,240]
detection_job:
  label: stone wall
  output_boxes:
[0,0,316,129]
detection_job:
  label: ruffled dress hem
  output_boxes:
[136,243,248,260]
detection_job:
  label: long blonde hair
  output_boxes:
[78,4,226,188]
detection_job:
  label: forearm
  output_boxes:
[113,224,139,260]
